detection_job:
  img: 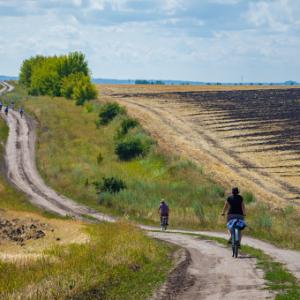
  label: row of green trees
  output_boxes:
[19,52,97,105]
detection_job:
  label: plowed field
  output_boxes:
[101,85,300,206]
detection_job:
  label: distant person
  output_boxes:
[0,101,2,111]
[4,106,9,116]
[19,107,24,118]
[158,199,169,226]
[10,101,15,110]
[221,187,246,244]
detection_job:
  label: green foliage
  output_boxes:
[243,191,256,203]
[119,118,139,136]
[115,136,150,160]
[94,177,127,194]
[19,52,97,104]
[98,102,122,125]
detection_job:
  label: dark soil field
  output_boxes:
[103,85,300,206]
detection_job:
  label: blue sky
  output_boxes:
[0,0,299,82]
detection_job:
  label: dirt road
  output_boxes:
[1,81,299,299]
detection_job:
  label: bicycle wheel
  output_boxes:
[234,244,238,258]
[231,231,235,257]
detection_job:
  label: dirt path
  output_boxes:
[1,81,299,299]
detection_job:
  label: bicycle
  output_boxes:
[231,222,241,258]
[161,216,168,231]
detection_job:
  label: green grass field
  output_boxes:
[3,83,300,250]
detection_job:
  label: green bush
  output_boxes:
[94,177,127,194]
[98,103,122,125]
[119,118,139,136]
[115,137,149,160]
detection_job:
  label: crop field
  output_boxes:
[104,85,300,206]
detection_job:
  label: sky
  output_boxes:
[0,0,299,82]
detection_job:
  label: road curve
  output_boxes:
[0,81,298,299]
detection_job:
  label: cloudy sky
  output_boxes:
[0,0,299,82]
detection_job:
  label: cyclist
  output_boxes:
[221,187,245,245]
[19,107,24,118]
[158,199,169,227]
[0,101,2,111]
[4,106,9,116]
[10,101,15,110]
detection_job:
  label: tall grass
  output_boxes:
[0,221,173,299]
[7,84,300,250]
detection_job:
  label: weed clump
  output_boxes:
[94,177,127,194]
[98,102,122,125]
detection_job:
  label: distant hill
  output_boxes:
[0,75,18,81]
[1,75,299,86]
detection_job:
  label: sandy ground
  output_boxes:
[1,82,299,299]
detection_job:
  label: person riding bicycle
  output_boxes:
[19,107,24,118]
[221,187,246,245]
[4,106,9,116]
[158,199,169,226]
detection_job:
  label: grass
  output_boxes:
[4,83,300,250]
[0,221,173,299]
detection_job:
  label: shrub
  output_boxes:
[98,103,122,125]
[94,177,127,194]
[243,191,256,203]
[115,137,149,160]
[119,118,139,136]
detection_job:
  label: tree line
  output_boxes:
[19,52,97,105]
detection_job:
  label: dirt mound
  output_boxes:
[0,217,52,245]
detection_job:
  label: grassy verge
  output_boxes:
[4,83,300,250]
[0,221,173,299]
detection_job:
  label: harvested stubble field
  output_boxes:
[102,84,300,207]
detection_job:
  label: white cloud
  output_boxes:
[0,0,299,82]
[246,0,300,32]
